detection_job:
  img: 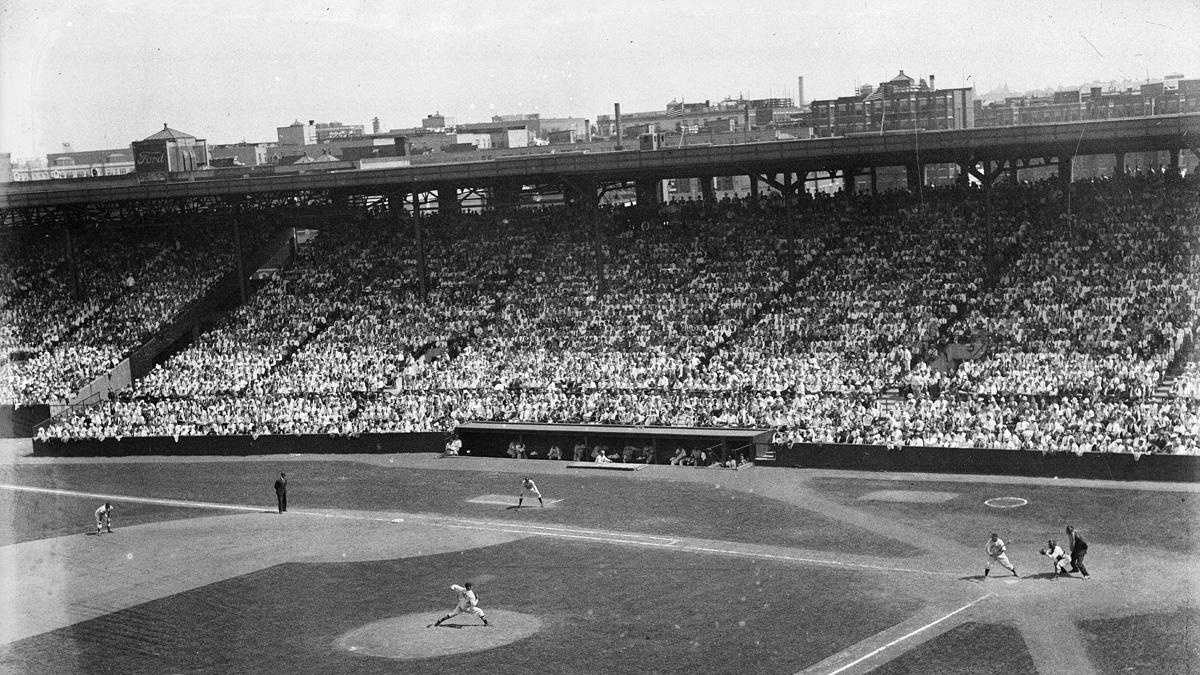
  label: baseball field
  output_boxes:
[0,440,1197,674]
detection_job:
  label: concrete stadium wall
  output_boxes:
[31,433,443,457]
[28,431,1199,482]
[771,443,1200,483]
[0,405,51,438]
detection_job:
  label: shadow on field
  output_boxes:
[1026,571,1079,581]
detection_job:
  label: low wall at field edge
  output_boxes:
[771,443,1200,483]
[0,405,51,438]
[31,432,443,457]
[27,433,1199,482]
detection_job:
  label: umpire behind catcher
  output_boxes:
[1066,525,1090,579]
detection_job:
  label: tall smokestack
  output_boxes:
[929,74,936,91]
[797,76,805,106]
[614,102,623,148]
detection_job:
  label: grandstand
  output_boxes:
[2,170,1194,463]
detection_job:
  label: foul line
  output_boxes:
[0,483,265,513]
[821,593,995,675]
[0,483,953,577]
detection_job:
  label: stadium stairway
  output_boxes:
[696,235,835,368]
[928,227,1025,350]
[258,306,351,381]
[60,228,298,410]
[1154,333,1195,398]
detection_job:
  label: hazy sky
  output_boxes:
[2,0,1198,157]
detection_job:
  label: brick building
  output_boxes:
[975,76,1200,127]
[808,70,974,137]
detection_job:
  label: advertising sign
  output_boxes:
[132,140,170,173]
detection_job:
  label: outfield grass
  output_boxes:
[1,537,923,674]
[0,461,920,557]
[808,477,1197,553]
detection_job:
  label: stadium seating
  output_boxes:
[23,172,1200,455]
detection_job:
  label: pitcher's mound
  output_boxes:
[335,610,542,659]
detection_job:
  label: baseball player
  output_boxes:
[1040,540,1073,577]
[984,533,1018,577]
[94,502,115,534]
[430,583,489,627]
[517,476,543,508]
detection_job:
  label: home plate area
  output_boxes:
[467,494,564,508]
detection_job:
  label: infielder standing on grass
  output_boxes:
[430,583,489,627]
[94,502,115,534]
[985,533,1019,577]
[517,476,543,508]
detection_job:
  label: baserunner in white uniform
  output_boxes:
[985,532,1018,577]
[517,476,543,508]
[430,583,489,627]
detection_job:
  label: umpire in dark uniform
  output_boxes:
[274,472,288,513]
[1066,525,1089,578]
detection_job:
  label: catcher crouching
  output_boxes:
[1040,540,1073,577]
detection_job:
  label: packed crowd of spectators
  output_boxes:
[3,224,271,405]
[944,179,1198,398]
[28,172,1200,455]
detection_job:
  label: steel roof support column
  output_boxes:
[841,167,856,195]
[1169,148,1181,175]
[590,189,606,298]
[394,189,428,303]
[699,176,715,206]
[984,177,995,261]
[437,183,460,215]
[748,173,760,205]
[905,162,923,192]
[635,177,662,211]
[1059,155,1074,193]
[491,180,521,212]
[561,173,604,297]
[1114,152,1126,177]
[956,161,971,188]
[231,213,247,304]
[62,225,82,301]
[869,167,878,196]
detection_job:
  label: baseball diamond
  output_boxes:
[1,447,1196,673]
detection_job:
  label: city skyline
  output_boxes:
[2,0,1198,157]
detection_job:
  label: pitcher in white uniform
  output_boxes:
[430,583,489,627]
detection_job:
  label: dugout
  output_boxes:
[454,422,774,464]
